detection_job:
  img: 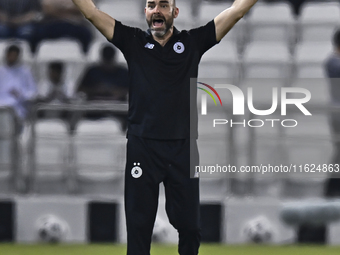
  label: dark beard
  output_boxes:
[146,13,174,38]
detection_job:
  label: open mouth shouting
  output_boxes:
[152,16,165,28]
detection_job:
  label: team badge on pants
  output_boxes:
[131,163,142,178]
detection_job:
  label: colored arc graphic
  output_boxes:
[198,87,217,105]
[197,82,223,106]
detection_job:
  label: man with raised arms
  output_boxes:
[72,0,258,254]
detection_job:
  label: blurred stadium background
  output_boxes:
[1,0,340,253]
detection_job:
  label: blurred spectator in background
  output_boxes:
[0,0,41,52]
[324,28,340,197]
[325,29,340,81]
[36,61,75,130]
[78,45,128,101]
[36,0,93,53]
[0,45,37,122]
[77,44,128,131]
[38,61,73,103]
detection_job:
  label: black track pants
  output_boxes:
[124,135,200,255]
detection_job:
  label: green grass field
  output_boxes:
[1,244,340,255]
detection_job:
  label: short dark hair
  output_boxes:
[49,61,64,74]
[333,28,340,48]
[6,45,21,55]
[101,45,116,62]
